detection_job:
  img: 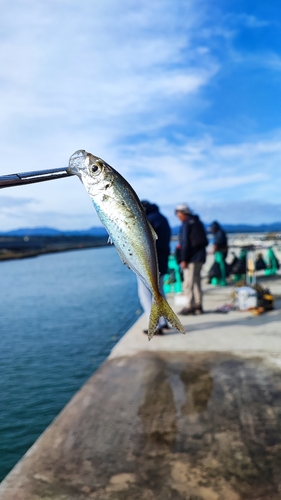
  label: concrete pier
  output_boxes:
[1,277,281,499]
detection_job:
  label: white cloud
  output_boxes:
[236,14,271,29]
[0,0,214,130]
[0,0,220,230]
[194,200,281,225]
[2,129,281,231]
[226,49,281,72]
[112,131,281,224]
[0,0,280,230]
[0,0,217,154]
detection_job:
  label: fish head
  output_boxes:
[68,150,114,194]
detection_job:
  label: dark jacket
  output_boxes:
[179,214,208,264]
[210,221,228,256]
[144,203,171,275]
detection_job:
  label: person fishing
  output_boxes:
[175,203,208,315]
[138,201,171,335]
[207,221,228,284]
[209,221,228,259]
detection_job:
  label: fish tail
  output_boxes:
[148,294,185,340]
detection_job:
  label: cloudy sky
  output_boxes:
[0,0,280,230]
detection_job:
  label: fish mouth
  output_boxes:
[67,149,88,176]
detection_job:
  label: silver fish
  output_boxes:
[68,150,185,340]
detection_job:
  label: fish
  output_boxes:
[68,149,185,340]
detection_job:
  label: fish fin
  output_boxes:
[148,295,185,340]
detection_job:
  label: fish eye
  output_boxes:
[89,159,104,175]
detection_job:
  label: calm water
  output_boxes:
[0,246,141,481]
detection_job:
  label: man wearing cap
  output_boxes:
[175,204,208,315]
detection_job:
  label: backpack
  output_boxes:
[232,256,247,274]
[188,217,208,248]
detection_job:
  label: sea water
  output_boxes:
[0,246,140,481]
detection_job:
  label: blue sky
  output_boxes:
[0,0,280,230]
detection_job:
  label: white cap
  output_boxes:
[175,203,191,214]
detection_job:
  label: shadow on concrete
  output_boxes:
[190,310,281,332]
[2,352,281,499]
[163,303,281,336]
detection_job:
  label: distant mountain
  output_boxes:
[221,223,281,233]
[171,222,281,236]
[2,222,281,238]
[1,227,64,236]
[0,226,108,237]
[86,227,108,236]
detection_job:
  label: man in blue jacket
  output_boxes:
[175,203,208,315]
[209,221,228,259]
[138,201,171,335]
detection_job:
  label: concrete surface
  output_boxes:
[110,277,281,362]
[1,276,281,500]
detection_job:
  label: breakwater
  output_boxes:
[1,274,281,498]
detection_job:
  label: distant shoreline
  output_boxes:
[0,235,108,261]
[2,230,281,262]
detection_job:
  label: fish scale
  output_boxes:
[93,186,150,279]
